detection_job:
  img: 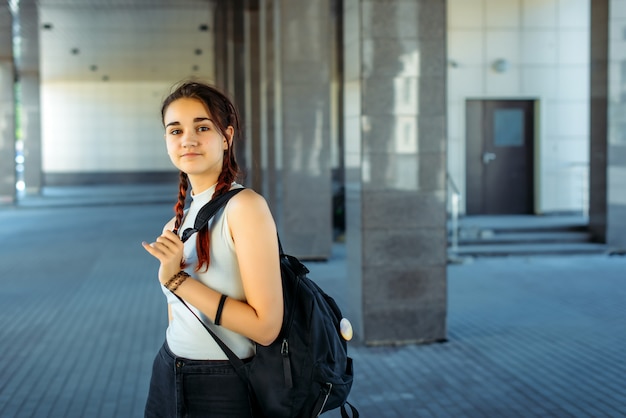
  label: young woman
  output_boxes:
[142,81,283,417]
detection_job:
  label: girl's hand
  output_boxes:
[142,230,184,284]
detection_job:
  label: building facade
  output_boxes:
[0,0,624,344]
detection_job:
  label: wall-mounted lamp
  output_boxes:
[492,58,509,73]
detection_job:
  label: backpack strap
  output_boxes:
[174,295,249,376]
[180,187,245,243]
[341,402,360,418]
[174,296,258,411]
[170,186,251,380]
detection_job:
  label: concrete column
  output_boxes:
[589,0,608,243]
[222,0,249,176]
[258,0,278,210]
[213,2,227,89]
[244,0,262,192]
[215,0,333,259]
[606,0,626,249]
[214,1,266,193]
[589,0,626,250]
[15,1,42,194]
[0,3,16,204]
[343,0,447,344]
[275,0,334,259]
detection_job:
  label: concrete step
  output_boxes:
[452,214,588,232]
[14,184,176,208]
[458,231,593,245]
[448,215,604,257]
[450,242,609,257]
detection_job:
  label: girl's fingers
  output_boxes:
[143,240,175,259]
[155,231,183,251]
[142,241,165,259]
[162,229,181,241]
[142,232,183,264]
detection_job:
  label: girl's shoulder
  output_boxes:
[226,187,273,223]
[229,186,266,207]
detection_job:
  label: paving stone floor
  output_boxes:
[0,193,625,417]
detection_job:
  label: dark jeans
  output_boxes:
[145,341,252,418]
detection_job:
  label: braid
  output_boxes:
[212,136,240,199]
[161,80,243,272]
[195,147,238,272]
[213,162,235,198]
[173,171,188,234]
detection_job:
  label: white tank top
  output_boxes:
[162,183,255,360]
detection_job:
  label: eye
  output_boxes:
[168,129,182,135]
[197,126,210,132]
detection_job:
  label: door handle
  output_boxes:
[482,152,496,165]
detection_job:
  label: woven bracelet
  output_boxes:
[165,271,190,292]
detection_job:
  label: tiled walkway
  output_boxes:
[1,190,625,417]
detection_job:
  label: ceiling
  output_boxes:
[27,0,216,82]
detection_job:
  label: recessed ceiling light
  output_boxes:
[90,65,98,71]
[42,23,53,30]
[194,49,202,56]
[199,24,209,32]
[71,48,80,55]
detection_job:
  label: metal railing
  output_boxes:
[566,162,589,218]
[447,172,461,253]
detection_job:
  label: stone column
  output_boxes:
[259,0,278,211]
[213,2,227,89]
[606,1,626,249]
[244,0,262,192]
[275,0,334,259]
[0,3,16,204]
[589,0,608,243]
[215,0,333,259]
[590,0,626,250]
[15,0,42,194]
[227,0,249,176]
[214,0,266,193]
[344,0,447,344]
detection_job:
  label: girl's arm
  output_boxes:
[143,189,283,346]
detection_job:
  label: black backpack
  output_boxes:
[174,188,358,418]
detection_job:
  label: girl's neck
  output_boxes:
[188,175,219,197]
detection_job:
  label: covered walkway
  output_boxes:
[0,189,625,417]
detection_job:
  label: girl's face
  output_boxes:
[163,98,232,185]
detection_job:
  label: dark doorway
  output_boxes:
[466,99,535,215]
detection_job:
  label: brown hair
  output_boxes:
[162,80,242,272]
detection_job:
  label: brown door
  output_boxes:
[466,100,535,215]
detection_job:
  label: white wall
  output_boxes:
[42,81,174,173]
[447,0,590,214]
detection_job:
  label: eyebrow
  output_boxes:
[165,117,212,128]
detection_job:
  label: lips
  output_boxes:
[181,153,201,158]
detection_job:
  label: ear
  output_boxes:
[223,126,234,150]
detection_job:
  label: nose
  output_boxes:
[181,130,198,148]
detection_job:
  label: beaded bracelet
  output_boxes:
[164,271,190,292]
